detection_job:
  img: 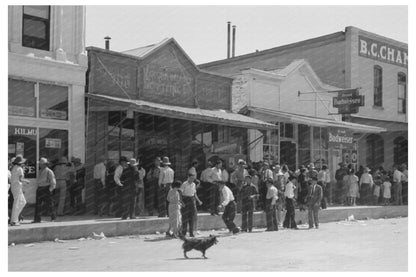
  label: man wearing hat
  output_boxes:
[305,175,323,229]
[240,174,259,232]
[130,158,146,217]
[230,159,248,213]
[207,159,223,216]
[93,155,107,215]
[145,157,161,216]
[158,156,175,217]
[54,157,70,216]
[114,156,138,219]
[359,167,374,205]
[217,181,240,234]
[335,162,348,205]
[33,158,57,223]
[71,158,86,215]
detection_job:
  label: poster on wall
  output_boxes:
[45,138,62,149]
[16,142,24,156]
[40,109,67,120]
[8,144,16,154]
[328,128,354,150]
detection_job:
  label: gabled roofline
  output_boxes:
[198,31,345,68]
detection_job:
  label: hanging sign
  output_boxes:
[328,128,354,150]
[332,88,364,114]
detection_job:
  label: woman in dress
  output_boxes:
[166,180,183,238]
[10,155,29,226]
[344,168,359,206]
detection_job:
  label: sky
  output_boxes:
[85,5,408,64]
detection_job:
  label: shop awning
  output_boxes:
[244,106,386,133]
[87,94,278,130]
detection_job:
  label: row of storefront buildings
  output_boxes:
[8,6,408,208]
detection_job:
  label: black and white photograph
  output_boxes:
[5,1,411,272]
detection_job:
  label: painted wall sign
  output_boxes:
[358,36,408,68]
[45,138,62,149]
[143,64,193,98]
[9,126,37,137]
[328,128,354,149]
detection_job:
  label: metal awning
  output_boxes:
[87,94,278,130]
[244,106,386,133]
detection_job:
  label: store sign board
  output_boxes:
[328,128,354,150]
[40,109,67,120]
[45,138,62,149]
[9,105,35,117]
[358,36,408,68]
[332,89,364,114]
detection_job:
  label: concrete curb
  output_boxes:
[8,205,408,244]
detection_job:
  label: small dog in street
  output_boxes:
[180,234,218,259]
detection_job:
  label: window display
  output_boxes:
[8,125,37,178]
[8,79,36,117]
[39,83,68,120]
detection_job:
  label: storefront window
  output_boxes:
[39,128,68,166]
[366,134,384,167]
[8,125,38,178]
[39,83,68,120]
[263,126,279,164]
[8,79,36,117]
[298,124,311,167]
[280,123,294,139]
[107,111,135,161]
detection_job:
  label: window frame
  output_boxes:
[373,65,383,107]
[398,72,407,114]
[22,6,51,51]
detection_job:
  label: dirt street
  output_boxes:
[8,217,407,271]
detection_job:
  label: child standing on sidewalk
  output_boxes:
[382,177,392,205]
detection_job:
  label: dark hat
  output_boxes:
[338,162,346,167]
[119,156,129,163]
[162,156,171,165]
[311,175,318,181]
[13,155,26,165]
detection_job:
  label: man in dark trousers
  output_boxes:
[240,175,258,232]
[33,158,57,223]
[306,175,323,229]
[114,156,138,220]
[218,181,240,234]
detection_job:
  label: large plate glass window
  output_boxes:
[8,79,36,118]
[39,128,69,166]
[39,83,69,120]
[8,125,37,178]
[398,73,406,113]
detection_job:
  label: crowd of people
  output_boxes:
[8,154,408,235]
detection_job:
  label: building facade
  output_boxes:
[84,38,276,212]
[200,26,407,170]
[8,6,88,203]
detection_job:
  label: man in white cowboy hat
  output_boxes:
[158,156,174,217]
[230,159,248,213]
[54,156,70,216]
[129,158,146,217]
[93,155,107,215]
[33,158,57,223]
[207,159,223,215]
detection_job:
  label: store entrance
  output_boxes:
[280,140,297,171]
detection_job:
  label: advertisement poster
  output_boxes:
[8,144,16,154]
[16,142,24,156]
[45,138,62,149]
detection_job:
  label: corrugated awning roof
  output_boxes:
[87,94,278,130]
[245,106,386,133]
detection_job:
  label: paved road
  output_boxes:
[8,217,407,271]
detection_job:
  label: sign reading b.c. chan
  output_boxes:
[359,36,408,68]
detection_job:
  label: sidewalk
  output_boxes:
[8,205,408,244]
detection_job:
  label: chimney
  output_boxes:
[227,22,231,59]
[104,36,111,50]
[232,25,236,58]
